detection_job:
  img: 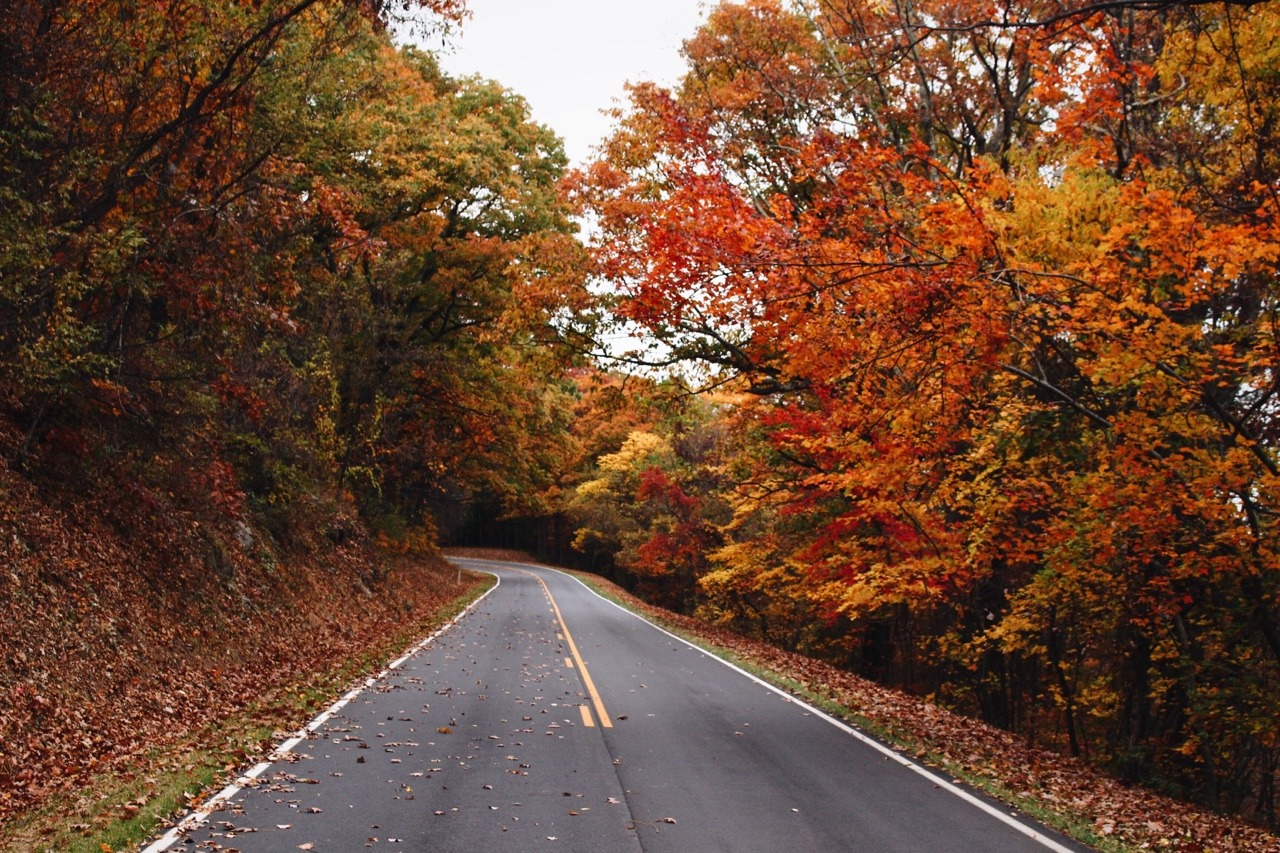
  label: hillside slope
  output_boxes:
[0,419,477,849]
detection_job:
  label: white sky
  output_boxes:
[431,1,709,166]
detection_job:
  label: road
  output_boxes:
[147,558,1091,852]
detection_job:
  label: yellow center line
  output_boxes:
[524,571,613,729]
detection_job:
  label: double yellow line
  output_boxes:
[524,571,613,729]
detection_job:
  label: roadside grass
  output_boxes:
[568,570,1120,853]
[2,575,493,853]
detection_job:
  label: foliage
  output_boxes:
[566,386,732,610]
[575,0,1280,826]
[0,0,588,541]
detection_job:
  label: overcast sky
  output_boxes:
[431,1,709,165]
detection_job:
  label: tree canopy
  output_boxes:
[1,0,589,544]
[574,0,1280,825]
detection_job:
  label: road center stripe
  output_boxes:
[524,570,613,729]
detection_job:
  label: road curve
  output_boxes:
[147,559,1092,852]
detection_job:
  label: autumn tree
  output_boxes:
[577,0,1280,823]
[270,41,589,538]
[566,383,731,610]
[1,0,594,555]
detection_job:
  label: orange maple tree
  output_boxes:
[575,0,1280,823]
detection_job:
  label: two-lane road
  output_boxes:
[149,559,1090,852]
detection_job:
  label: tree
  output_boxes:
[0,0,593,553]
[577,0,1280,823]
[566,388,732,610]
[282,45,588,534]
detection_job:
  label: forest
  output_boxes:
[2,0,1278,836]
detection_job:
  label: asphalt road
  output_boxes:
[149,559,1092,852]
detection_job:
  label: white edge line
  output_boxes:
[451,558,1078,853]
[140,572,501,853]
[244,761,271,779]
